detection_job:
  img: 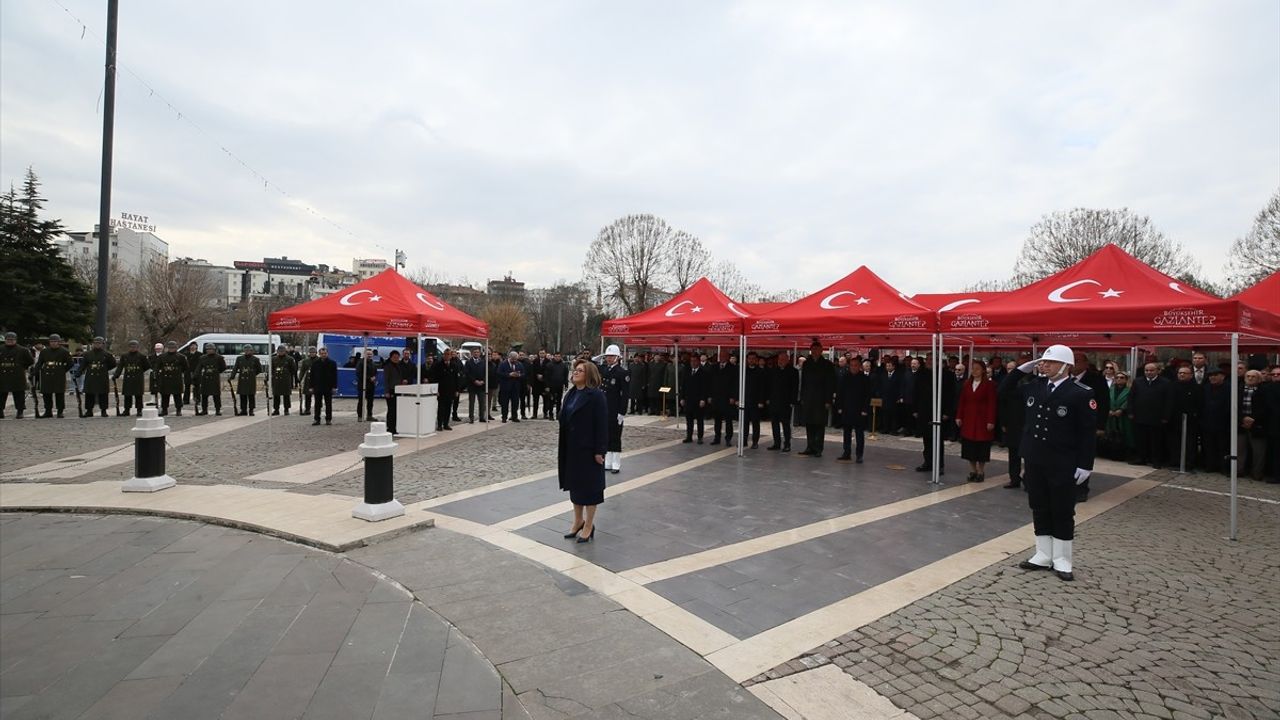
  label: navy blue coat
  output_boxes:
[498,360,523,394]
[558,386,608,505]
[835,369,872,429]
[1003,369,1097,473]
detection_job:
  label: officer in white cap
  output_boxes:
[1000,344,1097,581]
[599,345,629,473]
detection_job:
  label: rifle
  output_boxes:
[112,377,122,416]
[29,370,40,417]
[71,363,84,417]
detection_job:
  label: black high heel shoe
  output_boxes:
[564,525,584,539]
[577,526,595,543]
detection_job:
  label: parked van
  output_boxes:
[459,341,484,360]
[182,333,282,368]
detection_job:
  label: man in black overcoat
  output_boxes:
[1128,362,1173,467]
[798,341,837,458]
[767,352,799,452]
[680,354,711,444]
[835,358,871,462]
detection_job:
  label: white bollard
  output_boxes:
[122,407,176,492]
[352,422,405,521]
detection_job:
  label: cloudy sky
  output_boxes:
[2,1,1277,296]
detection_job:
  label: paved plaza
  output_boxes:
[2,399,1277,719]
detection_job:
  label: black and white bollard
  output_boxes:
[352,422,404,521]
[122,407,175,492]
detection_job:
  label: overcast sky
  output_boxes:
[3,1,1277,296]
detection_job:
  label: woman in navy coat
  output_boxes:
[558,359,609,542]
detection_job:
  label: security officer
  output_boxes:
[298,347,318,415]
[153,341,189,416]
[0,332,34,418]
[270,345,298,416]
[196,343,227,415]
[1001,344,1097,582]
[181,341,201,405]
[35,333,73,418]
[230,345,263,416]
[599,344,629,473]
[81,336,116,417]
[112,340,150,415]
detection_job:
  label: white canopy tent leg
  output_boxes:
[738,335,746,457]
[416,333,423,453]
[1230,332,1239,541]
[673,342,679,427]
[264,320,273,442]
[362,334,369,426]
[932,333,942,486]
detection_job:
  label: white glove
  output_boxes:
[617,414,624,425]
[1073,468,1091,484]
[1017,360,1038,374]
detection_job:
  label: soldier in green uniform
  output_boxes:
[35,333,73,418]
[230,345,263,416]
[181,341,201,405]
[81,336,117,418]
[270,344,298,416]
[112,340,151,416]
[298,346,318,415]
[153,340,189,416]
[195,342,227,416]
[0,331,35,419]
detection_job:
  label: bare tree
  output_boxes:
[708,259,762,302]
[755,288,808,304]
[1011,208,1197,286]
[524,281,592,352]
[583,214,682,315]
[1223,189,1280,292]
[668,231,711,291]
[480,301,528,354]
[962,278,1014,292]
[133,260,223,342]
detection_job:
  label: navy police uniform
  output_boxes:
[1006,369,1097,542]
[599,358,629,472]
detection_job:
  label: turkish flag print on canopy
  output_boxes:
[911,291,1007,312]
[600,277,752,340]
[268,268,488,338]
[938,244,1280,342]
[747,266,935,341]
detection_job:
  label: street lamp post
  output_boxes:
[94,0,120,338]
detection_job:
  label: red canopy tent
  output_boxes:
[938,244,1280,540]
[746,266,937,346]
[268,268,488,338]
[1229,268,1280,315]
[601,277,752,344]
[937,244,1280,346]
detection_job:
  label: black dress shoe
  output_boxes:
[576,527,594,543]
[798,450,813,456]
[915,464,932,472]
[781,445,790,452]
[766,444,779,451]
[1003,481,1021,489]
[696,438,704,444]
[563,526,584,539]
[837,454,852,461]
[751,442,758,449]
[855,456,863,464]
[812,453,822,458]
[610,469,619,474]
[1055,570,1074,582]
[312,420,321,426]
[1018,561,1052,571]
[710,438,721,446]
[682,438,692,443]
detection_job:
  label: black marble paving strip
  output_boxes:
[517,442,1007,573]
[644,472,1129,639]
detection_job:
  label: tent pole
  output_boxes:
[1229,332,1239,541]
[484,341,491,420]
[363,334,369,426]
[416,333,422,453]
[738,335,745,458]
[673,341,680,427]
[933,333,942,486]
[264,319,272,443]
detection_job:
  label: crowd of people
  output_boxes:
[2,331,1276,487]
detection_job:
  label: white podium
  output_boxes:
[394,384,438,438]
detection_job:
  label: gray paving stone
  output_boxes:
[76,676,184,720]
[331,600,413,667]
[220,652,335,720]
[302,660,388,720]
[4,635,168,720]
[125,597,262,679]
[435,628,503,715]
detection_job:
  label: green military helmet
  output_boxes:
[4,331,16,341]
[204,343,217,352]
[48,333,63,342]
[166,340,178,349]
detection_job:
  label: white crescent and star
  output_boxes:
[819,291,870,310]
[726,302,749,318]
[664,301,704,317]
[1168,282,1187,294]
[416,292,446,310]
[339,289,382,306]
[1047,279,1100,303]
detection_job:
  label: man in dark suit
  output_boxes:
[427,349,460,431]
[835,356,872,462]
[743,352,766,449]
[680,353,711,444]
[798,341,837,458]
[912,355,950,474]
[1128,362,1173,468]
[465,349,488,423]
[1002,345,1097,582]
[498,351,523,423]
[1071,351,1110,500]
[1201,368,1231,473]
[1238,369,1270,482]
[874,357,905,435]
[1169,365,1204,471]
[998,354,1033,489]
[709,352,738,446]
[309,347,338,425]
[767,352,799,452]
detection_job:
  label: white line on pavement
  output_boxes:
[1164,484,1280,505]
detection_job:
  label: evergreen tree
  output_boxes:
[0,168,94,341]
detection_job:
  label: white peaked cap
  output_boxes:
[1036,344,1074,365]
[604,344,621,356]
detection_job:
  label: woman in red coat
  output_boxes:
[955,359,998,482]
